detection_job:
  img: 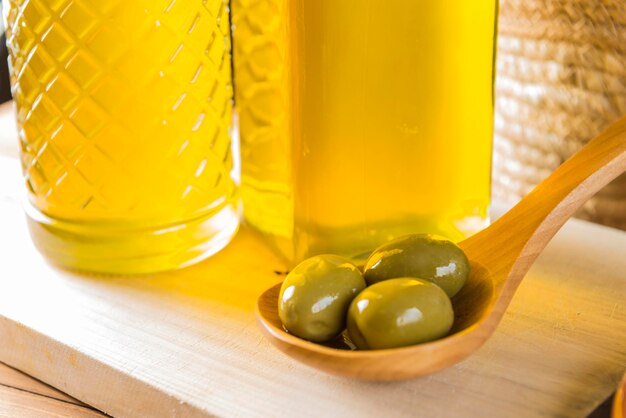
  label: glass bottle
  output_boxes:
[233,1,498,265]
[4,0,238,274]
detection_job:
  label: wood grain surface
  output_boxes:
[0,362,106,417]
[1,104,625,417]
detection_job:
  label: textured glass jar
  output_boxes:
[4,0,238,274]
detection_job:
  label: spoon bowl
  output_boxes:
[256,116,626,380]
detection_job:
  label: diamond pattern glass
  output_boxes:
[4,0,238,274]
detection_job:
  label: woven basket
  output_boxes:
[493,0,626,230]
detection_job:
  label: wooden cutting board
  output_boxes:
[1,104,625,417]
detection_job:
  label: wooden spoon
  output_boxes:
[256,115,626,381]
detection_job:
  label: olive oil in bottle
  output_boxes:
[232,0,497,264]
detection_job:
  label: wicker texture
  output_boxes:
[494,0,626,229]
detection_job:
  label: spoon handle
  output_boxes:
[464,114,626,283]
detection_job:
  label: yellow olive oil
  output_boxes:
[5,0,238,273]
[233,1,498,264]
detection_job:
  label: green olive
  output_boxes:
[278,254,366,342]
[347,278,454,349]
[363,234,470,297]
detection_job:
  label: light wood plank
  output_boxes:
[0,198,625,418]
[0,385,104,418]
[0,362,83,405]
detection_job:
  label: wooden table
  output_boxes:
[0,361,106,417]
[1,102,625,417]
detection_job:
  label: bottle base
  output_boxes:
[248,212,490,268]
[25,204,240,275]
